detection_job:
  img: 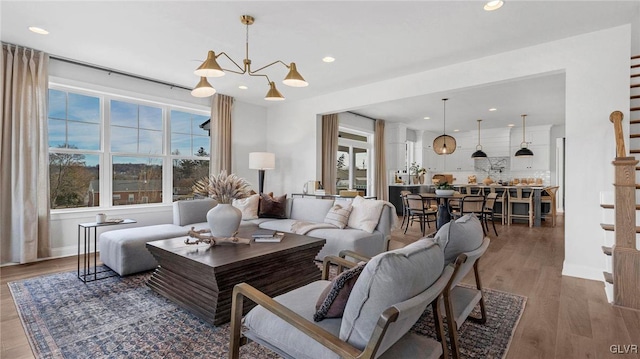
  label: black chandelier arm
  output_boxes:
[250,60,290,75]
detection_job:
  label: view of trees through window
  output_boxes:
[48,87,210,210]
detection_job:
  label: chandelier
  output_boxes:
[433,98,457,155]
[191,15,308,101]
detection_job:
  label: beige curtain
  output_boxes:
[375,119,388,201]
[321,114,338,195]
[210,93,234,174]
[1,44,50,264]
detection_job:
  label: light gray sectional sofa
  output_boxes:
[99,197,395,276]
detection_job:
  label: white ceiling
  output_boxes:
[1,1,638,132]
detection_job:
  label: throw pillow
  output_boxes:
[232,194,260,220]
[436,214,484,264]
[347,196,385,233]
[258,193,287,219]
[314,262,366,322]
[324,203,353,229]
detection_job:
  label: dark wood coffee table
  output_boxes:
[145,229,325,326]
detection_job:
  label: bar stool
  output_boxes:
[541,186,559,227]
[493,188,507,225]
[507,187,534,227]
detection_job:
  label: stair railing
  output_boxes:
[609,110,640,310]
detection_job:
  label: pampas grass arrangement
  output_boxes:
[192,171,251,204]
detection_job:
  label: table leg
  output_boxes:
[534,188,541,227]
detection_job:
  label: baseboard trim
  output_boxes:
[562,262,605,282]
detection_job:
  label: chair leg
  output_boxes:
[491,214,498,236]
[443,291,462,359]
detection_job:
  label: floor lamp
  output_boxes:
[249,152,275,194]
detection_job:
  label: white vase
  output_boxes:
[207,203,242,237]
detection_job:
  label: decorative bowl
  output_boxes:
[435,189,455,196]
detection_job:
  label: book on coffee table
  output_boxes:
[252,229,277,238]
[254,233,285,243]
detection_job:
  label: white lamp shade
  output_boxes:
[249,152,275,170]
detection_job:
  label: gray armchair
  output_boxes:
[229,239,454,359]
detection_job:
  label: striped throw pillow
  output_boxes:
[324,203,353,229]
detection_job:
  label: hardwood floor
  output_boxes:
[2,216,639,358]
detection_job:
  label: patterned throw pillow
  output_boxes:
[324,203,353,229]
[258,193,287,219]
[314,262,366,322]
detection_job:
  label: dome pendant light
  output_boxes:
[433,98,457,155]
[472,119,488,159]
[515,114,534,157]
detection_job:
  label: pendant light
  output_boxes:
[515,114,534,157]
[433,98,457,155]
[471,119,488,159]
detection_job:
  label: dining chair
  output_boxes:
[399,190,411,229]
[482,192,499,236]
[541,186,560,226]
[404,194,437,236]
[507,187,534,227]
[450,195,486,235]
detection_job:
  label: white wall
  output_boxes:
[47,60,268,257]
[266,25,631,281]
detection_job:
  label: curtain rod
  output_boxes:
[347,111,377,121]
[50,55,193,92]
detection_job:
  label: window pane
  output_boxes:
[112,156,163,206]
[68,93,100,123]
[48,119,66,148]
[49,153,100,209]
[171,110,191,134]
[48,89,66,119]
[67,122,100,150]
[111,100,137,127]
[111,126,138,152]
[171,133,191,155]
[173,159,209,201]
[139,105,162,129]
[336,146,349,192]
[193,137,209,156]
[192,114,209,134]
[138,129,163,154]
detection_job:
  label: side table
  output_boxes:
[78,219,136,282]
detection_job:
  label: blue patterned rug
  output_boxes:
[9,267,526,358]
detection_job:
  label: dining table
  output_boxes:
[419,193,468,229]
[420,185,546,228]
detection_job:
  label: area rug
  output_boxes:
[9,267,526,358]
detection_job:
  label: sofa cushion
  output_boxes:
[243,281,342,359]
[434,213,484,264]
[347,196,385,233]
[324,203,352,229]
[289,198,335,223]
[172,198,217,226]
[314,261,366,321]
[233,194,260,220]
[339,238,444,349]
[259,193,287,219]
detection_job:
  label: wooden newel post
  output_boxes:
[609,110,640,310]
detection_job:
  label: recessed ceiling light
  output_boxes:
[322,56,335,63]
[423,116,430,120]
[238,85,248,90]
[29,26,49,35]
[454,129,460,132]
[508,124,515,127]
[489,108,497,112]
[484,0,504,11]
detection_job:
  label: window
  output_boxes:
[48,89,101,209]
[171,110,210,200]
[337,129,372,195]
[47,86,209,210]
